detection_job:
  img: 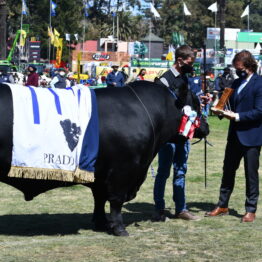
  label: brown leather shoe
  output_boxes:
[175,211,201,221]
[205,207,229,217]
[241,212,256,223]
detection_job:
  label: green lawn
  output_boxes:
[0,116,261,262]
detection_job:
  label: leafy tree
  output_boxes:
[3,0,262,61]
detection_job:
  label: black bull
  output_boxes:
[0,81,209,236]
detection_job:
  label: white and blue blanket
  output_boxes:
[7,84,99,183]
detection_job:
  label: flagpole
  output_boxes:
[48,0,51,64]
[149,18,151,60]
[19,7,24,71]
[82,20,85,52]
[248,12,250,31]
[214,11,217,65]
[149,1,155,60]
[69,38,71,69]
[117,12,119,43]
[113,14,115,40]
[82,0,86,55]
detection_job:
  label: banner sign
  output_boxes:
[131,59,173,68]
[55,38,63,68]
[96,66,169,81]
[29,41,41,62]
[92,53,110,61]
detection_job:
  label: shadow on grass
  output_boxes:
[123,202,155,225]
[0,213,93,236]
[0,203,155,236]
[187,202,242,218]
[0,202,242,236]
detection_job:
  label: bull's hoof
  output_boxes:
[112,226,129,237]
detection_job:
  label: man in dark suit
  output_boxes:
[206,50,262,222]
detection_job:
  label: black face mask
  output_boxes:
[236,69,248,79]
[181,63,193,74]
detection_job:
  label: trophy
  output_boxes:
[211,88,234,114]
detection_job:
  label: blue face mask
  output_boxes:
[236,69,248,79]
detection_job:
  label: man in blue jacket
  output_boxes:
[188,69,202,95]
[106,65,125,87]
[206,50,262,222]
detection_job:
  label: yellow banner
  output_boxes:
[19,29,27,47]
[48,26,54,45]
[53,28,60,47]
[77,52,82,83]
[55,38,63,68]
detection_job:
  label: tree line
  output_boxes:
[4,0,262,60]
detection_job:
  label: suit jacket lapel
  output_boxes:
[236,74,256,105]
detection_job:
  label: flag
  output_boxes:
[22,0,28,15]
[150,3,161,18]
[74,33,79,41]
[51,1,57,16]
[48,26,54,44]
[54,28,60,37]
[241,5,249,18]
[83,0,90,17]
[55,38,63,68]
[53,28,60,47]
[19,29,27,46]
[111,6,117,17]
[255,43,261,52]
[166,44,175,61]
[65,33,71,41]
[183,2,191,16]
[120,2,126,12]
[208,2,217,12]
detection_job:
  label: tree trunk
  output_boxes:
[0,1,7,60]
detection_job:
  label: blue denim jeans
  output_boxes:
[153,141,190,213]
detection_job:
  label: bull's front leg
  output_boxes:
[109,200,129,236]
[91,185,108,231]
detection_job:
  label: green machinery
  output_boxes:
[0,25,29,72]
[0,30,23,72]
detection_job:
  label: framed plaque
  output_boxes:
[211,88,234,114]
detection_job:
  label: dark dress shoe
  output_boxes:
[205,207,229,217]
[241,212,256,223]
[151,209,166,222]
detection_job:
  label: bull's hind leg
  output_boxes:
[91,185,108,231]
[109,200,129,236]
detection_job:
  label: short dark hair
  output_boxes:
[28,66,37,71]
[232,50,258,73]
[175,45,194,61]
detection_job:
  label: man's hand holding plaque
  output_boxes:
[220,109,237,120]
[211,87,234,117]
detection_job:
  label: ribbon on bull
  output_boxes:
[178,106,200,139]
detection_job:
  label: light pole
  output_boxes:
[0,0,7,60]
[219,0,226,64]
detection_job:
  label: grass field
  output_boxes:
[0,116,261,262]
